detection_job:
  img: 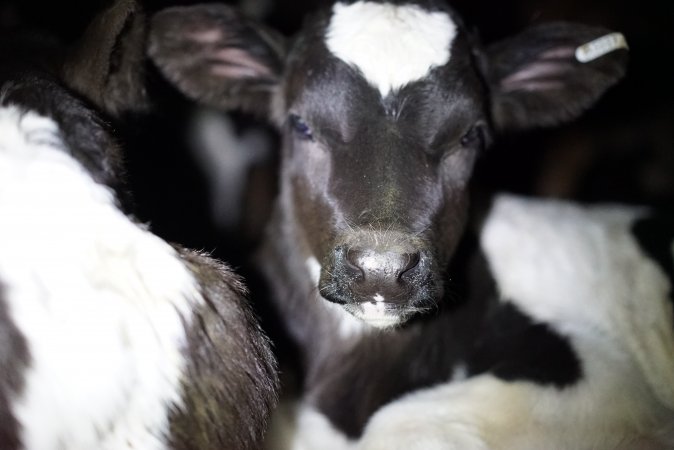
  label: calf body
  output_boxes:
[146,1,674,448]
[0,1,277,448]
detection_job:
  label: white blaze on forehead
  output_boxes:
[325,1,457,97]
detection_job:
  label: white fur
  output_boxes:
[354,302,401,329]
[325,1,457,97]
[266,401,357,450]
[360,370,667,450]
[0,106,201,449]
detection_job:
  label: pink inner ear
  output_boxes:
[208,48,274,80]
[540,47,575,60]
[188,29,225,44]
[501,61,570,92]
[500,45,577,92]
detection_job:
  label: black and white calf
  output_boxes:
[0,1,277,449]
[146,0,673,448]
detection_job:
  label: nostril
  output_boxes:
[398,252,421,279]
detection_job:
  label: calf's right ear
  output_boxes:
[147,4,286,120]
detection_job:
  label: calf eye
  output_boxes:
[460,125,484,148]
[289,114,313,140]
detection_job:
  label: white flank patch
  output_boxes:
[325,1,457,97]
[361,369,671,450]
[0,106,201,450]
[481,195,674,414]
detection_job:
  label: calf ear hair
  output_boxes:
[62,0,149,117]
[147,4,286,119]
[485,22,628,131]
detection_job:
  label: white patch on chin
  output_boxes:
[355,301,402,329]
[0,106,200,450]
[326,1,457,97]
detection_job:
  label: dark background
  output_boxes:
[1,0,672,267]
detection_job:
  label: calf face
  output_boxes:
[149,0,628,327]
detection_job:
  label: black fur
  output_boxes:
[467,302,582,387]
[169,249,278,450]
[632,214,674,306]
[0,71,126,194]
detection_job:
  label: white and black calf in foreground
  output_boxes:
[146,0,673,448]
[0,1,277,449]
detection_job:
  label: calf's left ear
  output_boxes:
[147,4,286,119]
[485,22,628,131]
